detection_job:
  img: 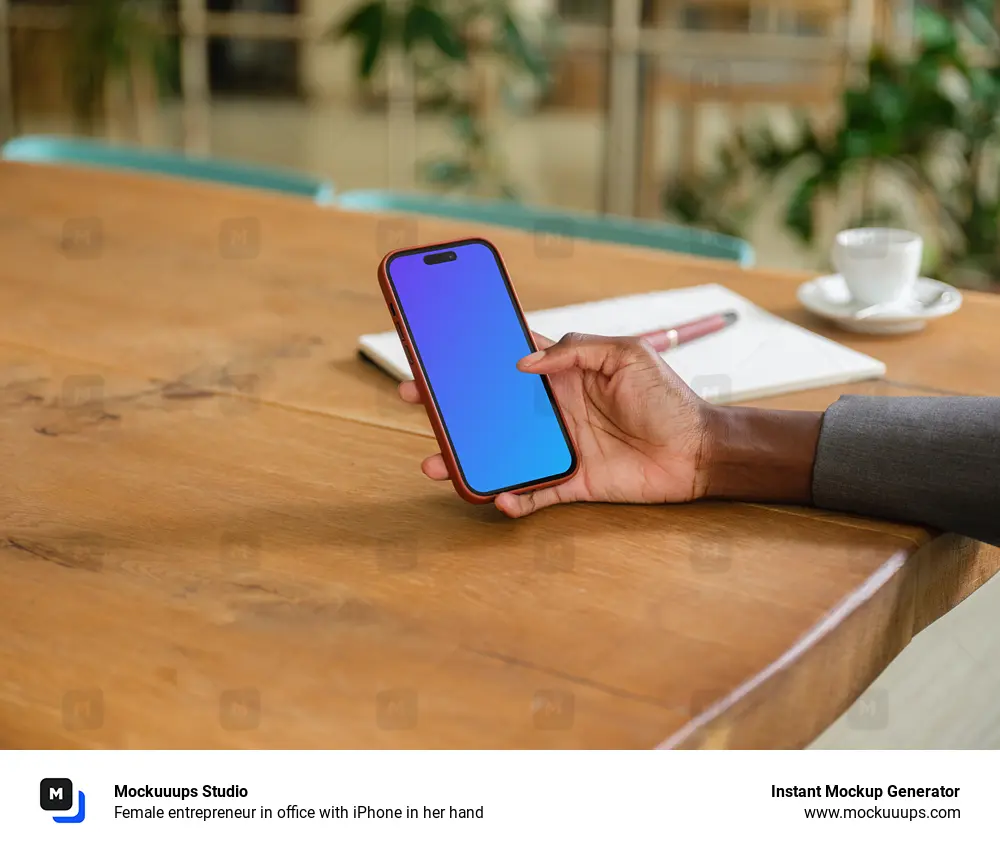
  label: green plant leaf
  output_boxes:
[968,65,1000,103]
[870,80,906,131]
[963,0,1000,47]
[661,175,745,237]
[404,2,466,61]
[423,158,474,187]
[335,0,384,39]
[843,85,883,131]
[334,0,389,78]
[498,9,548,81]
[67,0,167,129]
[662,2,1000,278]
[739,125,797,174]
[845,200,901,230]
[914,6,958,54]
[451,110,483,146]
[785,174,821,242]
[662,179,705,224]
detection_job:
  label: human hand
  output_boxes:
[398,332,713,518]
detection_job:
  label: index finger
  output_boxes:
[398,381,421,404]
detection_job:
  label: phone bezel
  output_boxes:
[384,237,579,498]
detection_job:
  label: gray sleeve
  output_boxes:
[812,396,1000,546]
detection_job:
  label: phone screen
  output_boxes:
[386,239,575,496]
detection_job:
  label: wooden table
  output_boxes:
[1,163,997,749]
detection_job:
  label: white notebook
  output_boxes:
[358,283,886,404]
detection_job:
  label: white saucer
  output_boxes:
[797,274,962,334]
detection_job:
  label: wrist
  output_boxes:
[695,405,823,503]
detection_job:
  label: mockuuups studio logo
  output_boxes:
[40,778,86,823]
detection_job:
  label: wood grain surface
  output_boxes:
[0,162,997,749]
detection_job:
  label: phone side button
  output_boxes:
[393,320,414,366]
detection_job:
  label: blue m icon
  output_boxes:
[52,791,86,824]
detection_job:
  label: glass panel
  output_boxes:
[5,0,611,212]
[557,0,610,25]
[641,7,847,268]
[393,7,612,212]
[493,46,610,210]
[8,0,182,140]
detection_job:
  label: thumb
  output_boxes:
[530,330,555,350]
[517,332,653,376]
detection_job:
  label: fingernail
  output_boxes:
[518,351,546,369]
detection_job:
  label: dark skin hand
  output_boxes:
[400,331,824,519]
[400,330,1000,546]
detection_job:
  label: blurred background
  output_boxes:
[1,0,998,284]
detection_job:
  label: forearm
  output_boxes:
[700,406,822,504]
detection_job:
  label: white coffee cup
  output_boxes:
[832,228,923,306]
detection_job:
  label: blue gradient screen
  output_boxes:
[388,240,574,495]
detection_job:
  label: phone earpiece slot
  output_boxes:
[424,251,457,265]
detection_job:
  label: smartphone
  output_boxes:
[378,237,578,504]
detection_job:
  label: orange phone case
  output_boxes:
[377,237,579,505]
